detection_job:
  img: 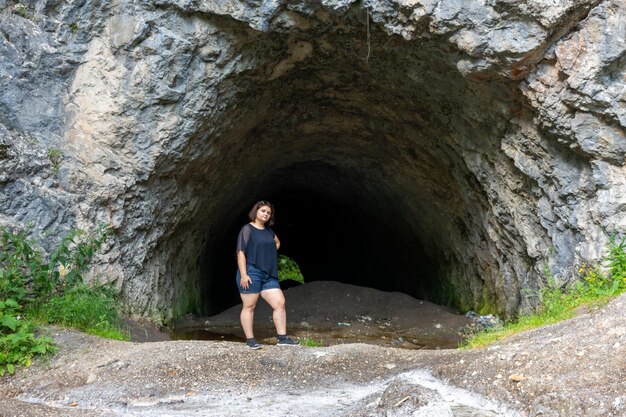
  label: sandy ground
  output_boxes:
[0,284,624,417]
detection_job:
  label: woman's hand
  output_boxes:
[236,251,250,289]
[240,274,252,290]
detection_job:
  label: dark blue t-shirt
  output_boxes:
[236,223,278,278]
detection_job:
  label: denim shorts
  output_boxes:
[236,264,280,294]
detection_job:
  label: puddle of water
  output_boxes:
[170,326,462,349]
[169,329,243,343]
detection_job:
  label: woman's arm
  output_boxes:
[274,234,281,250]
[237,250,251,289]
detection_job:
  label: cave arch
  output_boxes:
[8,1,617,323]
[146,8,528,319]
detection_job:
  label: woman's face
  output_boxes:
[256,205,272,224]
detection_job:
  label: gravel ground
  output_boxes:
[0,293,624,417]
[426,293,626,417]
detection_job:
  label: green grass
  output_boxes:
[463,300,595,349]
[463,236,626,349]
[29,284,129,341]
[298,336,324,347]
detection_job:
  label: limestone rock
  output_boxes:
[0,0,624,321]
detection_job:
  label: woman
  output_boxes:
[235,200,299,349]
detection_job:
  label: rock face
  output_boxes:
[0,0,624,322]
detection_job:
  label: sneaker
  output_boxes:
[276,336,299,346]
[246,338,261,350]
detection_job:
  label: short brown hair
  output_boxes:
[248,200,275,226]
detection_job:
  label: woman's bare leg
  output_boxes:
[260,289,287,335]
[240,293,260,339]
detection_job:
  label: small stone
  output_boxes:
[509,374,527,382]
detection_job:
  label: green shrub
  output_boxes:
[0,227,45,302]
[47,227,111,295]
[0,225,112,374]
[0,225,110,302]
[278,255,305,284]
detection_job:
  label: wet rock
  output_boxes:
[465,311,504,330]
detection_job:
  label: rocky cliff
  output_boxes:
[1,0,624,321]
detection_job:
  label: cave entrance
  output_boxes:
[179,157,475,349]
[202,161,447,317]
[162,5,517,326]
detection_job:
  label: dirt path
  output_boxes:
[0,291,624,416]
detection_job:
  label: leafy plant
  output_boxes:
[47,148,62,172]
[0,225,110,302]
[0,226,45,302]
[606,235,626,291]
[0,225,112,375]
[0,298,56,376]
[298,336,324,347]
[45,226,111,296]
[278,255,305,284]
